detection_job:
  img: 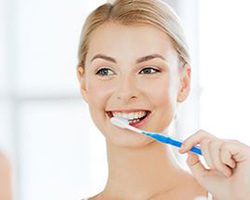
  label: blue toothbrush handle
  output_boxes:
[168,138,202,155]
[144,132,202,156]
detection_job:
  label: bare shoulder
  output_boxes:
[0,152,10,167]
[85,192,102,200]
[0,152,11,175]
[0,152,12,200]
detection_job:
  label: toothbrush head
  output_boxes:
[110,116,130,129]
[110,117,142,134]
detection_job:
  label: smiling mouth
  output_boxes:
[106,110,151,127]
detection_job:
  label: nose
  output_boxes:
[115,75,139,103]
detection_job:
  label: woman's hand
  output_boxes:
[179,130,250,200]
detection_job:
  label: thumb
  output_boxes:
[186,152,208,184]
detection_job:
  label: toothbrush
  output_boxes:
[110,116,202,156]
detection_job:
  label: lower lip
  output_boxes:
[129,112,151,128]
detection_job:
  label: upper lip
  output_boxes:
[106,109,150,113]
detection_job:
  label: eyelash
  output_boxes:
[96,68,114,76]
[95,66,160,77]
[139,67,160,74]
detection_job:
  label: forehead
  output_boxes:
[86,22,177,62]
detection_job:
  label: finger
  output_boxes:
[220,145,236,168]
[186,152,208,184]
[180,130,216,153]
[200,138,214,169]
[209,140,232,177]
[221,141,250,163]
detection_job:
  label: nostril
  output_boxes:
[116,95,137,100]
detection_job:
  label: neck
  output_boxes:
[102,140,187,199]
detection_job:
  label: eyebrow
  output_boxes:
[91,54,116,63]
[90,54,166,64]
[136,54,166,63]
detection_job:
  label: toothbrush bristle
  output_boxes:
[110,117,130,129]
[110,117,143,134]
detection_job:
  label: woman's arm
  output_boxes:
[179,130,250,200]
[0,153,12,200]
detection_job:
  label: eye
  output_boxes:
[139,67,160,74]
[96,68,115,76]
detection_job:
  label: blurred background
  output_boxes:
[1,0,250,199]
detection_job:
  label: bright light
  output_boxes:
[199,0,250,143]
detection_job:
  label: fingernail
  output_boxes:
[179,148,184,153]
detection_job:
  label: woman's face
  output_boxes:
[77,22,190,147]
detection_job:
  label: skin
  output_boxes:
[78,22,190,148]
[0,153,12,200]
[77,22,250,199]
[180,131,250,200]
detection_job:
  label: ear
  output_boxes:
[177,64,191,102]
[77,65,88,103]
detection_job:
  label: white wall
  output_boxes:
[1,0,107,199]
[199,0,250,144]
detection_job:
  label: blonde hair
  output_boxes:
[77,0,190,70]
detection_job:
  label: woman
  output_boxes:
[0,152,12,200]
[77,0,250,199]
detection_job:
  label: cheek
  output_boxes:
[138,78,176,132]
[86,79,114,109]
[152,84,175,116]
[140,76,174,106]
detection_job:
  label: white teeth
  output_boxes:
[121,113,127,118]
[134,113,139,119]
[114,112,122,118]
[112,111,147,121]
[128,113,134,119]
